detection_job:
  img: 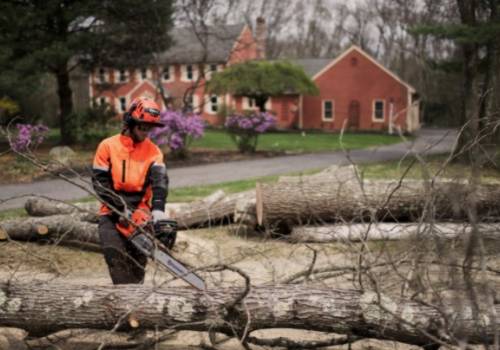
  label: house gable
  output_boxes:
[313,45,415,93]
[227,25,259,65]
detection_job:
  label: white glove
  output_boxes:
[152,209,168,223]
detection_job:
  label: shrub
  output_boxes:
[225,112,276,153]
[9,123,49,153]
[78,103,117,144]
[149,109,204,158]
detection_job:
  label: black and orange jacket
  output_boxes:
[92,134,168,216]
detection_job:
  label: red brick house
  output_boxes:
[262,46,420,133]
[89,22,263,124]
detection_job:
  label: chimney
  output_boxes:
[255,17,267,60]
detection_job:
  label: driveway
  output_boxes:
[0,128,457,210]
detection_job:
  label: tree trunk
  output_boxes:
[256,180,500,230]
[0,282,496,346]
[0,214,99,245]
[55,64,76,145]
[25,197,99,220]
[289,223,500,243]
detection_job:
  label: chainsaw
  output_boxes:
[116,209,206,291]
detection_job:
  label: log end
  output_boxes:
[36,225,49,236]
[128,314,140,329]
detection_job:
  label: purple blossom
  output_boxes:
[224,112,276,153]
[149,109,204,154]
[10,123,49,152]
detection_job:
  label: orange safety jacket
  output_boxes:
[92,134,168,216]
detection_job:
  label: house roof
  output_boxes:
[158,23,247,64]
[289,58,333,78]
[312,45,416,93]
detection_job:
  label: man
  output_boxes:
[92,97,172,284]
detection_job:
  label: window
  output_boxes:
[207,95,218,113]
[186,65,193,80]
[140,68,148,80]
[323,100,334,121]
[118,69,128,83]
[162,66,171,81]
[373,100,385,121]
[119,97,127,112]
[97,68,107,84]
[243,97,257,110]
[98,96,107,106]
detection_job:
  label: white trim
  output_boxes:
[95,67,109,84]
[115,69,129,83]
[372,99,385,122]
[322,99,334,122]
[204,63,223,80]
[205,95,219,114]
[161,65,174,83]
[243,97,257,110]
[312,45,416,93]
[116,96,128,113]
[137,68,152,82]
[125,80,157,102]
[181,64,198,82]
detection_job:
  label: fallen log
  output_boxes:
[289,223,500,243]
[0,282,496,347]
[0,214,99,245]
[256,180,500,231]
[173,190,254,229]
[24,197,99,218]
[278,165,359,183]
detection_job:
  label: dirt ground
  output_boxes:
[1,225,499,350]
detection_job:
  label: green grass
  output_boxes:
[192,130,404,152]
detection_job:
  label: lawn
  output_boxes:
[193,129,404,152]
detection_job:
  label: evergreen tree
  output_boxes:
[0,0,174,144]
[207,61,319,112]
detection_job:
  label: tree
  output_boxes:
[207,60,319,112]
[0,0,174,145]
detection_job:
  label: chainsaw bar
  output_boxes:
[130,234,206,290]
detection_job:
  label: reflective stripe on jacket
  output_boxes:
[92,134,168,215]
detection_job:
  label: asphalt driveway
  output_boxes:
[0,128,457,210]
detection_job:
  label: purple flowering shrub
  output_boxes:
[9,123,49,153]
[225,112,276,153]
[149,110,204,158]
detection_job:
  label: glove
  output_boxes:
[117,207,132,227]
[151,210,177,250]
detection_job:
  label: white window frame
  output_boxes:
[205,95,219,114]
[185,94,200,113]
[161,65,174,82]
[372,99,385,122]
[96,96,109,107]
[96,68,109,84]
[182,64,198,82]
[204,63,222,79]
[117,96,127,113]
[243,97,257,110]
[115,69,129,83]
[137,67,151,81]
[322,99,334,121]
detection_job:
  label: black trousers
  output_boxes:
[98,215,147,284]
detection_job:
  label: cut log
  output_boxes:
[278,165,359,183]
[0,282,496,347]
[24,197,99,217]
[0,214,99,245]
[256,180,500,230]
[173,190,254,229]
[290,223,500,243]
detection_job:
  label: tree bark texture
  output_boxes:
[0,214,99,245]
[256,180,500,230]
[0,282,496,346]
[172,190,254,229]
[24,197,99,221]
[289,223,500,243]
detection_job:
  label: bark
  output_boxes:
[256,180,500,230]
[278,165,359,184]
[172,190,254,229]
[0,282,497,346]
[0,214,99,245]
[56,65,77,145]
[289,223,500,243]
[24,197,99,222]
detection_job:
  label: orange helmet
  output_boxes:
[124,97,163,127]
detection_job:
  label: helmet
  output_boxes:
[124,97,163,127]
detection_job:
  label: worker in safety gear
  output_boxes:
[92,97,173,284]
